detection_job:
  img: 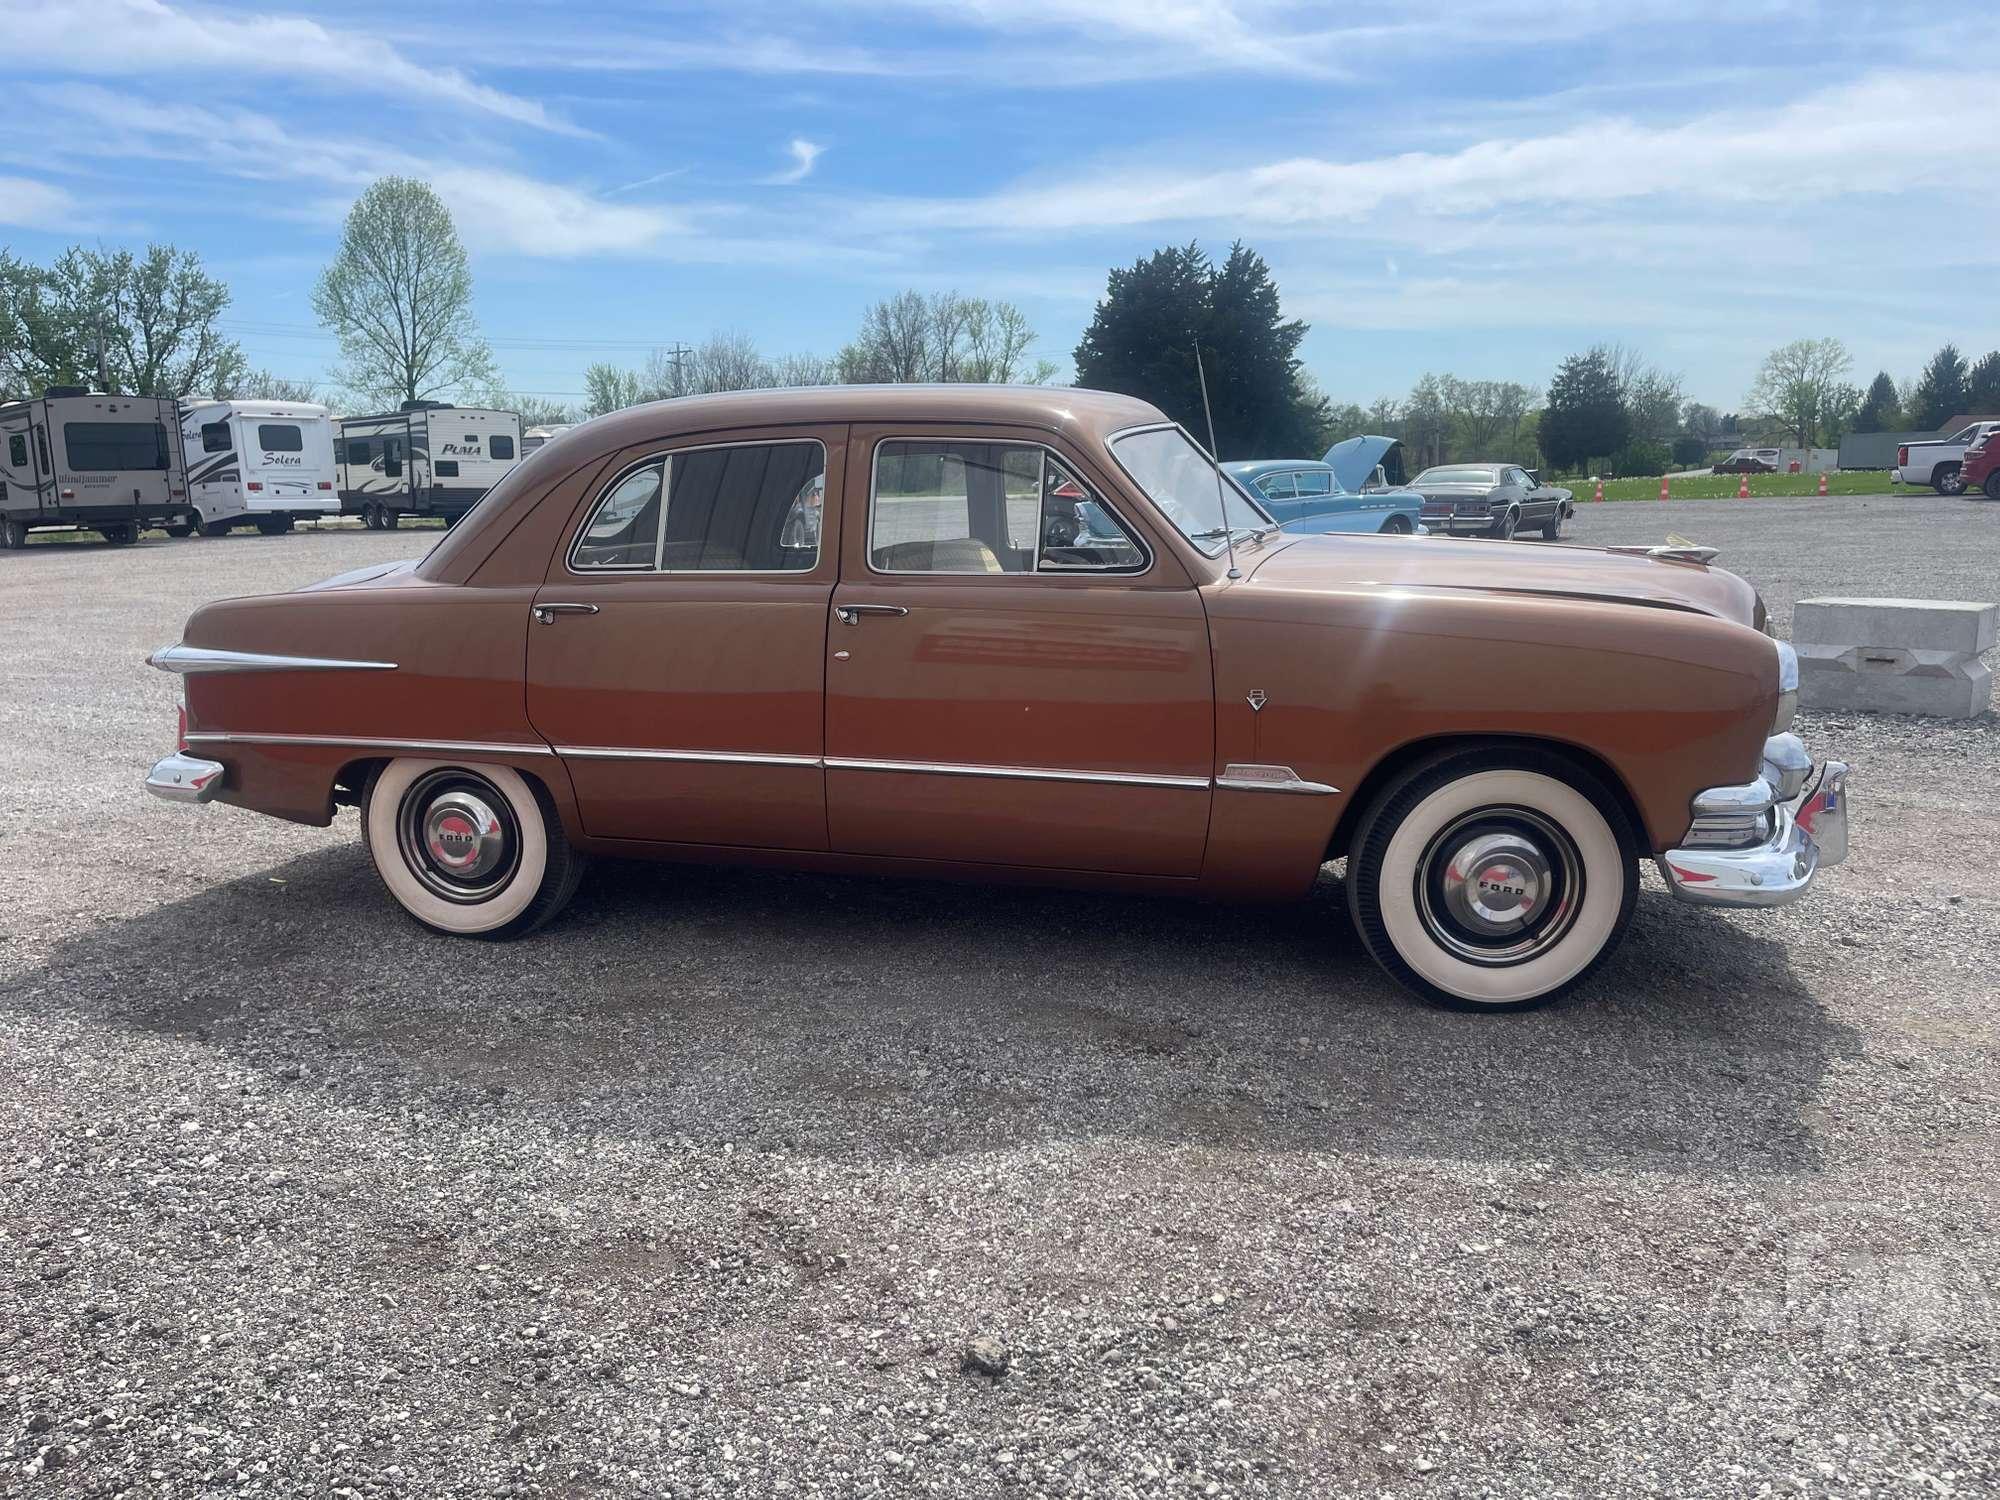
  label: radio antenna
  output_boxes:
[1192,337,1241,580]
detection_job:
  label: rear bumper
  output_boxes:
[1420,515,1495,533]
[1658,759,1849,907]
[145,752,225,804]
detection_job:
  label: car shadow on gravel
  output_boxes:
[7,841,1861,1176]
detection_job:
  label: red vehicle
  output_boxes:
[1961,428,2000,499]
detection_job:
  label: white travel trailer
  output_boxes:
[179,399,340,536]
[0,388,188,549]
[334,402,523,528]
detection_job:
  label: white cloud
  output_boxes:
[763,139,825,187]
[11,0,584,136]
[0,176,89,231]
[426,169,681,257]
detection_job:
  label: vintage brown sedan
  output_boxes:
[144,386,1850,1011]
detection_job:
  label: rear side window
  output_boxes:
[64,422,168,472]
[1257,472,1297,500]
[257,424,303,452]
[490,434,515,460]
[1294,470,1332,496]
[571,440,825,573]
[200,422,231,453]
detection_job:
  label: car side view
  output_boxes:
[144,386,1849,1012]
[1414,462,1574,540]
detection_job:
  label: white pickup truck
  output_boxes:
[1895,421,2000,494]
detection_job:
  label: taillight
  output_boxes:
[247,481,263,492]
[317,480,333,490]
[1897,446,1908,465]
[176,703,189,752]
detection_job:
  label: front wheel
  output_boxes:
[1933,464,1964,496]
[1540,506,1567,541]
[362,759,584,938]
[1345,747,1639,1011]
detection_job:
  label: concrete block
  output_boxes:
[1791,596,1996,719]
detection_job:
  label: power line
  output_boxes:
[218,319,693,353]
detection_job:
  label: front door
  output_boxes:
[824,427,1213,877]
[525,428,842,850]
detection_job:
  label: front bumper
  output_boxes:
[146,752,226,804]
[1658,750,1849,907]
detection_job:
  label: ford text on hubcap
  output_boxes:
[1417,808,1583,965]
[396,770,520,902]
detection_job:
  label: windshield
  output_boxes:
[1109,426,1272,556]
[1415,466,1499,484]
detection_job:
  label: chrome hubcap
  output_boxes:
[1416,807,1583,966]
[397,770,520,903]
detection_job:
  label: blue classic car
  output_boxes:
[1221,436,1427,535]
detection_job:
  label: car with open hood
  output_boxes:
[1221,436,1426,536]
[144,385,1849,1012]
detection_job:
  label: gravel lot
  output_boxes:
[2,496,1995,1498]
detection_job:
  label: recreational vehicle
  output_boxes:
[0,388,188,548]
[179,399,340,536]
[334,402,523,528]
[522,423,576,454]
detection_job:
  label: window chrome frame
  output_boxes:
[864,434,1152,579]
[565,436,828,578]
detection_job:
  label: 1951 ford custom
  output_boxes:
[144,386,1849,1011]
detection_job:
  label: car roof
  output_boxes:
[570,384,1170,449]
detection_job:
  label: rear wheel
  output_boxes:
[362,760,584,938]
[1933,463,1964,496]
[101,524,138,546]
[1345,747,1639,1011]
[1490,509,1519,541]
[0,516,25,550]
[256,515,294,536]
[1379,514,1413,535]
[380,507,400,530]
[1985,471,2000,501]
[164,520,193,538]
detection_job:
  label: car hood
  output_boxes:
[1243,531,1762,627]
[1322,434,1398,493]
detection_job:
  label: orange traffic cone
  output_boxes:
[1658,475,1670,501]
[1736,473,1750,499]
[1593,479,1604,503]
[1817,471,1828,496]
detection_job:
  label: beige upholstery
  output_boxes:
[872,537,1007,574]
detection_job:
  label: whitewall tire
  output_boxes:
[1347,747,1638,1011]
[361,758,583,938]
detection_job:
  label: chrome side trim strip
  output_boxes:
[184,732,553,757]
[556,745,820,768]
[824,756,1209,790]
[1215,763,1341,795]
[148,644,398,675]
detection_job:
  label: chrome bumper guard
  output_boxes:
[1659,739,1849,908]
[146,751,226,804]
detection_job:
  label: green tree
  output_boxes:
[1851,371,1900,433]
[1966,350,2000,414]
[1538,349,1628,473]
[1671,434,1708,467]
[582,361,647,418]
[313,176,495,406]
[1744,337,1851,448]
[1909,344,1968,431]
[1073,241,1324,458]
[0,244,243,399]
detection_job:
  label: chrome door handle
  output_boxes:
[835,604,910,625]
[533,602,600,624]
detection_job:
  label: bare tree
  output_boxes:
[838,291,1051,384]
[766,351,837,387]
[1596,342,1684,443]
[230,369,320,402]
[1746,337,1853,447]
[313,176,496,406]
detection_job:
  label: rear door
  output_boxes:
[525,426,841,849]
[823,425,1213,877]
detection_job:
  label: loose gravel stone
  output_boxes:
[0,502,1995,1497]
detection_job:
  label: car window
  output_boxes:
[1416,466,1499,485]
[491,434,515,460]
[7,434,26,468]
[1294,469,1332,496]
[663,441,823,571]
[872,438,1144,574]
[1107,426,1270,557]
[257,424,303,452]
[1258,472,1297,500]
[573,461,664,569]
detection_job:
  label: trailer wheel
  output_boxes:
[256,516,294,536]
[0,517,26,550]
[380,508,400,530]
[164,520,193,538]
[102,524,138,546]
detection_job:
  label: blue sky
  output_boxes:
[3,0,1993,411]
